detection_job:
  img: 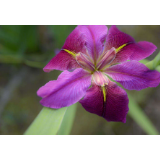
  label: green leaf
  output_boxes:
[24,103,77,135]
[24,60,46,69]
[0,26,19,50]
[57,104,77,135]
[0,53,23,64]
[146,51,160,70]
[128,94,159,135]
[0,26,40,62]
[139,59,149,64]
[156,66,160,72]
[24,107,66,135]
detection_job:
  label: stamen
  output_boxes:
[76,52,95,72]
[63,49,76,57]
[97,47,116,70]
[116,43,127,53]
[101,86,106,102]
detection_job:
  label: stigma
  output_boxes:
[92,71,109,86]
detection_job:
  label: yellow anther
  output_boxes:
[116,44,127,53]
[63,49,76,57]
[102,86,106,102]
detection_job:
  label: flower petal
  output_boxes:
[80,85,104,117]
[105,26,157,63]
[86,25,108,60]
[62,26,90,54]
[64,25,108,61]
[105,61,160,90]
[43,25,108,72]
[37,80,56,98]
[38,68,92,108]
[79,81,129,123]
[129,41,157,61]
[43,50,80,72]
[43,25,91,72]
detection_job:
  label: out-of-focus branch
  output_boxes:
[0,67,28,118]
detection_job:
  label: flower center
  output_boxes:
[96,47,116,71]
[92,71,109,86]
[76,47,116,72]
[76,47,116,86]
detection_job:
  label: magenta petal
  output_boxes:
[43,25,92,72]
[105,26,157,63]
[87,25,108,59]
[105,81,129,123]
[105,61,160,90]
[37,80,56,98]
[79,81,129,123]
[62,25,90,54]
[80,85,104,117]
[105,25,135,50]
[43,25,108,72]
[63,25,108,59]
[129,41,157,61]
[38,68,91,108]
[113,41,157,63]
[43,50,80,72]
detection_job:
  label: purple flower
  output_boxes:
[37,25,160,123]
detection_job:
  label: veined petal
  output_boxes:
[105,26,135,51]
[80,85,104,117]
[43,25,108,72]
[64,25,108,61]
[86,25,108,60]
[105,26,157,64]
[43,50,80,72]
[62,26,90,54]
[105,61,160,90]
[79,81,129,123]
[38,68,92,108]
[37,80,56,98]
[43,25,91,72]
[129,41,157,61]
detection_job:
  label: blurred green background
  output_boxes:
[0,25,160,135]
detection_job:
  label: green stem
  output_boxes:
[128,94,159,135]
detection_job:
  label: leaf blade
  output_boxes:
[128,94,159,135]
[24,107,68,135]
[57,104,77,135]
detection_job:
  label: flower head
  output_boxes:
[37,25,160,123]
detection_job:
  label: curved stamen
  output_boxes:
[63,49,76,57]
[76,52,95,72]
[97,47,116,70]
